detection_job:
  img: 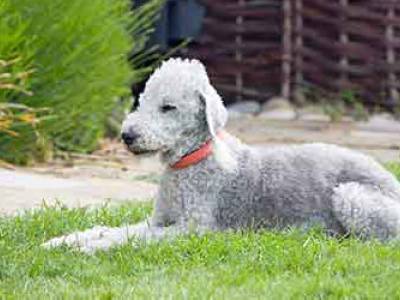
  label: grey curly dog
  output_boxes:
[44,58,400,253]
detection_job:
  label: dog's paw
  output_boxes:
[42,226,130,254]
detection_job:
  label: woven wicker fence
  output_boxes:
[188,0,282,102]
[188,0,400,110]
[292,0,400,109]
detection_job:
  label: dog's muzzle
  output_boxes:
[121,131,140,146]
[121,131,158,155]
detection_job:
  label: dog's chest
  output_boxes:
[159,166,222,219]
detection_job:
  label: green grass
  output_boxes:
[1,203,400,299]
[1,164,399,299]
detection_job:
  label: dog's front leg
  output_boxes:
[42,220,191,254]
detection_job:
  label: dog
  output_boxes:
[43,58,400,253]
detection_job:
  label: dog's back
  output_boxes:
[207,140,400,234]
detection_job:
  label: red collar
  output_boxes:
[170,131,225,170]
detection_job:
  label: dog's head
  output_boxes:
[121,58,228,159]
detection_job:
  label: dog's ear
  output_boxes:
[197,87,228,137]
[197,87,237,172]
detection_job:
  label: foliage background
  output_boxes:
[0,0,161,164]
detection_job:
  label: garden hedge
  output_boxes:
[0,0,161,164]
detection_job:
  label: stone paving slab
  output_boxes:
[0,169,157,215]
[227,118,400,163]
[228,118,399,148]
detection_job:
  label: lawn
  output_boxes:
[0,164,399,299]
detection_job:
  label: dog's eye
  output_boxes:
[160,104,177,113]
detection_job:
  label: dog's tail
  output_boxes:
[332,182,400,240]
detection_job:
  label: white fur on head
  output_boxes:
[135,57,237,171]
[153,58,235,170]
[147,57,228,138]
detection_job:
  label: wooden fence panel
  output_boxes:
[294,0,400,109]
[188,0,282,103]
[187,0,400,109]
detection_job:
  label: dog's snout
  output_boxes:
[121,131,140,145]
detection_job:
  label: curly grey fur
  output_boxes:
[43,58,400,253]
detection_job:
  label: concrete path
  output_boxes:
[0,169,158,215]
[0,116,398,215]
[228,118,400,163]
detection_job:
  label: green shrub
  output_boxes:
[0,56,52,164]
[0,0,161,164]
[0,57,35,137]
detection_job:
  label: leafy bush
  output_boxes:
[0,0,162,163]
[0,56,52,164]
[1,57,35,136]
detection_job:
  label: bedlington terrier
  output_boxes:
[44,58,400,253]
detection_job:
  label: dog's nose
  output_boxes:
[121,131,140,145]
